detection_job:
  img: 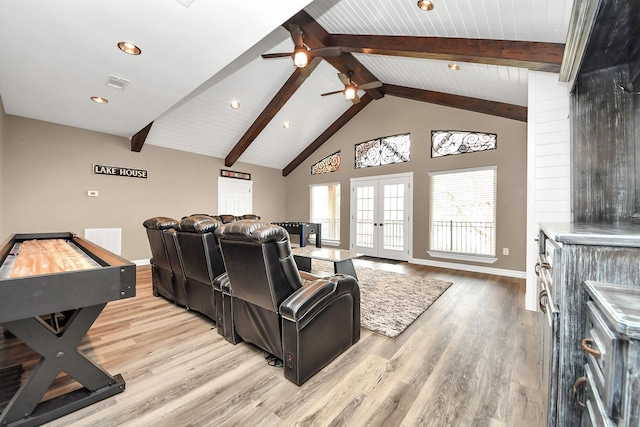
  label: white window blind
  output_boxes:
[310,183,341,241]
[429,166,497,256]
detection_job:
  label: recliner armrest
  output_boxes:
[299,270,329,282]
[279,274,358,324]
[213,273,229,293]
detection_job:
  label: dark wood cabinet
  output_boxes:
[537,223,640,426]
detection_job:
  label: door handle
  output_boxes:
[572,376,587,409]
[581,338,601,358]
[538,289,548,313]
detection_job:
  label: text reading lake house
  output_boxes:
[93,164,148,178]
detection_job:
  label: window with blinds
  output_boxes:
[429,166,497,257]
[310,183,341,242]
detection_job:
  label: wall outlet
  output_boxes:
[503,247,509,255]
[87,190,99,197]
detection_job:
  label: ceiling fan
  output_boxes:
[261,24,341,76]
[321,72,383,104]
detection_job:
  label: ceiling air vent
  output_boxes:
[106,74,130,90]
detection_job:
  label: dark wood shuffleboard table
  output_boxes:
[0,232,136,427]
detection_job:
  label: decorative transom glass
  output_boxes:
[311,151,341,175]
[355,133,410,169]
[431,130,497,158]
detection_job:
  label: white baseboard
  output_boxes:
[133,258,150,266]
[410,257,526,279]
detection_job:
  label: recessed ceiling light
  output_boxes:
[448,64,460,70]
[117,41,141,55]
[230,100,240,109]
[91,96,108,104]
[283,122,291,129]
[417,0,434,11]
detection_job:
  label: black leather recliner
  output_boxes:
[176,215,225,321]
[239,214,261,220]
[213,214,237,224]
[143,217,180,301]
[164,228,188,307]
[215,220,360,385]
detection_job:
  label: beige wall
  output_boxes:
[1,96,527,272]
[286,96,528,272]
[1,115,286,261]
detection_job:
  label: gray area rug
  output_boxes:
[313,260,453,338]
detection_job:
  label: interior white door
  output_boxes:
[217,177,252,215]
[350,173,412,260]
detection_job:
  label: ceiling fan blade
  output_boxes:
[352,93,361,104]
[309,46,342,58]
[358,81,383,90]
[320,89,344,97]
[288,24,304,49]
[261,52,292,59]
[337,73,350,85]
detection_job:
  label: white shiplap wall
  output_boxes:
[525,71,572,310]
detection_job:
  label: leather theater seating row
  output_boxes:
[143,216,361,385]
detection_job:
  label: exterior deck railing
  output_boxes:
[431,220,495,255]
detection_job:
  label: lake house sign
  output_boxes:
[93,164,148,179]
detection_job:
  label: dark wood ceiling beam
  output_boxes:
[286,11,384,99]
[384,84,527,122]
[224,57,321,167]
[130,121,153,152]
[328,34,564,72]
[282,93,374,177]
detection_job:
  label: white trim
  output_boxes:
[428,164,497,176]
[309,181,341,188]
[427,251,497,264]
[133,258,150,266]
[350,171,414,182]
[411,257,525,279]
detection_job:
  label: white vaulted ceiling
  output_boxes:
[0,0,574,171]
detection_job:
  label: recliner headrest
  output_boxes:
[179,215,222,234]
[217,214,238,224]
[143,217,179,230]
[215,220,288,244]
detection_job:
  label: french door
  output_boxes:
[350,173,412,260]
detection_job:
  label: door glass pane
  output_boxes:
[356,186,375,248]
[383,183,404,251]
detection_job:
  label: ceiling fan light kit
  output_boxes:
[344,85,357,100]
[417,0,434,11]
[261,24,341,72]
[293,49,310,68]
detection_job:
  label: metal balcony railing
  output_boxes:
[312,218,340,241]
[431,220,495,256]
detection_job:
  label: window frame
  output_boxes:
[427,165,498,264]
[309,182,341,246]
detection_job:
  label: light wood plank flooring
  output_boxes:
[1,261,541,426]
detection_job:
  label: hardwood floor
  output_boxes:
[1,261,541,427]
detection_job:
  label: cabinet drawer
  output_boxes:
[584,364,616,427]
[585,301,626,419]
